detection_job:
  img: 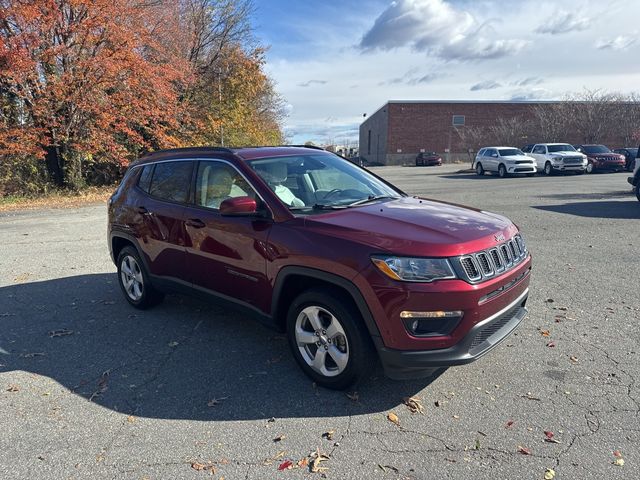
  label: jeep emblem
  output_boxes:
[494,233,505,242]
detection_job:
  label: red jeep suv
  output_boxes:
[108,146,531,389]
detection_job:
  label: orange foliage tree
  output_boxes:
[0,0,192,189]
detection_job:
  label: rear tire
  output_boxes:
[117,246,164,309]
[476,163,484,176]
[286,288,374,390]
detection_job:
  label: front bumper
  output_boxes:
[376,288,529,379]
[552,163,585,171]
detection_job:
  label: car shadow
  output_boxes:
[438,174,538,180]
[0,274,441,421]
[532,200,640,219]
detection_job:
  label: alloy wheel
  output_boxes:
[294,305,349,377]
[120,255,144,301]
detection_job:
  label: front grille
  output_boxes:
[455,234,528,284]
[514,167,533,172]
[515,161,532,165]
[563,157,583,165]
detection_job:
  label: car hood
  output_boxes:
[548,151,584,157]
[303,197,517,257]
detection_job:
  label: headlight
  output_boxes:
[371,256,457,282]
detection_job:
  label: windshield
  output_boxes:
[498,148,525,157]
[248,153,402,213]
[548,144,576,152]
[582,145,611,154]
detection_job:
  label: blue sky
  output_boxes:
[251,0,640,146]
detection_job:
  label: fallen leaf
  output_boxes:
[547,341,556,348]
[539,329,550,337]
[297,457,309,468]
[613,458,625,466]
[544,430,560,444]
[517,446,531,455]
[322,430,335,441]
[309,448,330,473]
[127,415,136,423]
[387,412,400,426]
[278,460,293,471]
[569,355,578,363]
[452,415,460,419]
[506,420,514,428]
[403,396,424,414]
[191,462,205,471]
[48,329,74,338]
[167,341,179,347]
[545,298,554,303]
[207,397,228,407]
[273,434,286,443]
[544,468,556,479]
[7,384,19,392]
[378,464,399,473]
[474,438,481,450]
[434,400,441,407]
[613,450,623,457]
[346,391,359,402]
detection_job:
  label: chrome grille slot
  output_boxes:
[489,248,503,272]
[509,240,518,261]
[476,252,493,276]
[500,245,512,266]
[460,256,481,281]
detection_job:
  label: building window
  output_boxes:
[452,115,465,126]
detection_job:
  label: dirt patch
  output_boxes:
[0,187,113,212]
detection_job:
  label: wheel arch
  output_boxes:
[271,266,381,340]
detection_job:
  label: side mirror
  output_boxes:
[219,196,258,216]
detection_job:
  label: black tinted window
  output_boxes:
[137,165,153,193]
[148,161,193,203]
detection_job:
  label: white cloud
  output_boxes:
[536,11,590,35]
[297,80,328,87]
[595,35,637,50]
[359,0,527,61]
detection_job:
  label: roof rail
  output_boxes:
[139,146,235,159]
[285,144,325,151]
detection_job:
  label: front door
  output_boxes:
[183,160,273,312]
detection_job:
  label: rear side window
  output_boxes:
[137,165,154,193]
[148,161,193,203]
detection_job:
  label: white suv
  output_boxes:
[474,147,537,178]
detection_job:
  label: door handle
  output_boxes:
[186,218,206,228]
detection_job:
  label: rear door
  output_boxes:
[183,160,273,312]
[133,160,194,281]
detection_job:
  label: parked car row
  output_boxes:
[474,142,635,178]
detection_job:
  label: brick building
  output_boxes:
[359,100,632,165]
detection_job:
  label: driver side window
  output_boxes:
[195,161,255,210]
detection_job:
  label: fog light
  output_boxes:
[401,310,463,337]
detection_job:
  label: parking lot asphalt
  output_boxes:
[1,165,638,479]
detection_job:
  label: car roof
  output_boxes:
[131,145,329,166]
[481,146,521,149]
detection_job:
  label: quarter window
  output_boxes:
[148,161,193,203]
[137,165,153,193]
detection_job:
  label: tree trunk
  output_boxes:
[44,146,64,187]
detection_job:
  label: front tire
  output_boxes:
[117,246,164,309]
[498,164,507,178]
[286,288,374,390]
[544,162,553,176]
[476,163,485,176]
[586,161,594,174]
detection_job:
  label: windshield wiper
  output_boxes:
[346,195,400,207]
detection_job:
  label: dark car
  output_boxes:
[628,146,640,202]
[108,146,531,389]
[575,144,626,173]
[521,144,535,153]
[415,151,442,166]
[613,148,638,172]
